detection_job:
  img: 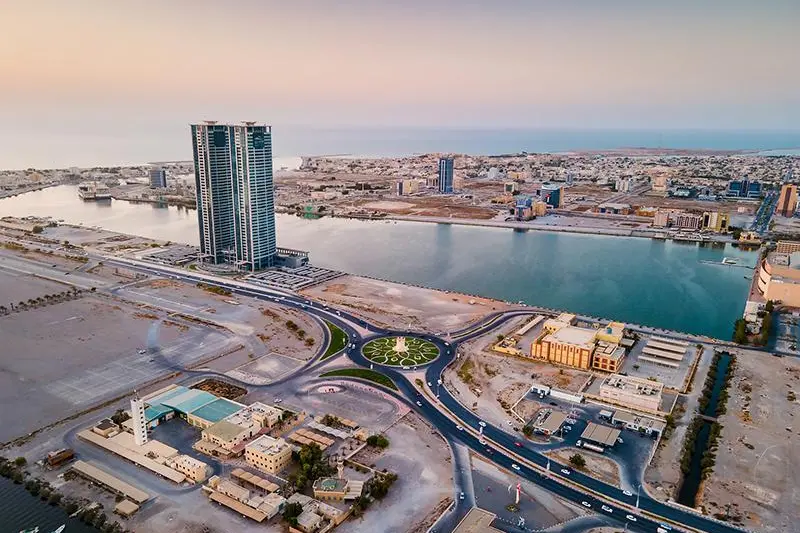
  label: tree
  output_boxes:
[366,434,390,448]
[522,425,533,437]
[14,456,26,467]
[569,454,586,468]
[283,501,303,525]
[732,319,748,344]
[765,300,775,313]
[32,225,44,234]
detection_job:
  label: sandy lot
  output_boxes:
[700,351,800,532]
[545,447,621,488]
[301,274,509,333]
[339,413,453,533]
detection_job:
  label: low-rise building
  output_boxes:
[674,212,702,230]
[168,455,211,483]
[598,375,663,412]
[591,341,626,373]
[245,435,292,474]
[531,325,595,369]
[611,410,666,438]
[653,210,670,228]
[701,211,730,233]
[776,240,800,254]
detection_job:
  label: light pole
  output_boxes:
[636,483,641,509]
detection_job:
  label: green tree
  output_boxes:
[283,501,303,525]
[32,225,43,234]
[366,434,389,448]
[13,456,26,467]
[732,319,748,344]
[569,454,586,468]
[522,425,533,437]
[765,300,775,313]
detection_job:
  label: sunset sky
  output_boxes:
[0,1,799,166]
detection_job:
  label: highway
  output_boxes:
[99,254,746,533]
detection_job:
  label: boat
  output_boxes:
[77,181,111,200]
[19,528,39,533]
[52,526,65,533]
[722,257,738,265]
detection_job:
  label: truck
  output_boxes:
[46,448,74,467]
[581,442,605,454]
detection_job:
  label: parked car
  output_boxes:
[601,505,613,513]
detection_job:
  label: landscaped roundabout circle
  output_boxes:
[361,336,440,367]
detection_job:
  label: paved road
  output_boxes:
[96,255,747,533]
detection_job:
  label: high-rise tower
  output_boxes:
[438,157,454,194]
[191,121,276,270]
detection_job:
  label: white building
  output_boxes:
[131,396,148,446]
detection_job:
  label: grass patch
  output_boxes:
[457,358,475,385]
[322,320,348,359]
[321,368,396,390]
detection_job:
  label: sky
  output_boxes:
[1,0,799,166]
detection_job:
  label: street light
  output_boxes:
[636,483,641,509]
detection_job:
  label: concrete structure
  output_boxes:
[726,178,762,199]
[777,241,800,254]
[531,315,626,371]
[757,253,800,307]
[452,507,503,533]
[674,212,702,230]
[701,211,730,233]
[777,184,798,217]
[531,410,567,436]
[514,196,533,220]
[580,422,621,447]
[93,419,119,438]
[595,322,625,344]
[598,375,663,412]
[207,474,287,521]
[149,167,167,188]
[541,183,563,208]
[438,157,454,193]
[296,510,323,532]
[70,460,150,504]
[245,435,292,474]
[653,210,670,228]
[231,467,280,493]
[312,458,364,501]
[591,340,626,373]
[651,175,668,194]
[141,385,244,430]
[615,177,633,193]
[532,200,548,217]
[504,181,519,194]
[114,499,140,518]
[611,410,666,437]
[168,454,210,483]
[191,121,277,270]
[201,402,282,455]
[78,430,187,483]
[131,395,148,446]
[396,179,420,196]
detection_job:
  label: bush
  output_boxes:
[366,434,389,448]
[14,456,26,467]
[32,225,44,234]
[569,454,586,468]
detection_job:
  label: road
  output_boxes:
[91,254,746,533]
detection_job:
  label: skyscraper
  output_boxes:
[777,184,798,218]
[438,157,454,193]
[149,167,167,188]
[191,121,276,270]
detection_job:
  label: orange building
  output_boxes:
[777,184,798,218]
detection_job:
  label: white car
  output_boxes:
[416,401,422,407]
[456,425,464,431]
[576,440,583,447]
[601,505,613,513]
[459,492,464,500]
[511,464,520,471]
[622,490,633,497]
[428,381,433,386]
[403,366,410,370]
[274,398,282,403]
[617,437,624,444]
[479,421,486,427]
[581,501,591,508]
[626,514,637,522]
[560,469,570,475]
[137,349,146,354]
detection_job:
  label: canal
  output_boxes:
[677,351,733,507]
[0,476,96,533]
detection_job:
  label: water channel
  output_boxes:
[0,476,96,533]
[676,351,733,507]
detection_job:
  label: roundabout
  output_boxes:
[361,335,440,367]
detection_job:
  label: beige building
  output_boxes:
[776,241,800,254]
[245,435,292,474]
[531,314,626,371]
[168,455,210,483]
[653,210,670,228]
[757,254,800,307]
[201,402,282,455]
[674,212,702,230]
[701,211,730,233]
[591,341,626,373]
[598,375,663,412]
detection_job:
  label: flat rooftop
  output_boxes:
[225,402,281,427]
[581,422,621,447]
[205,420,248,442]
[191,397,245,423]
[602,375,664,396]
[71,460,150,504]
[453,507,502,533]
[594,341,626,361]
[548,325,597,348]
[246,434,289,455]
[533,410,567,433]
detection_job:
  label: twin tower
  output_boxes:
[191,122,277,271]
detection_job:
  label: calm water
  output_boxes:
[0,186,755,339]
[0,477,95,533]
[2,127,800,169]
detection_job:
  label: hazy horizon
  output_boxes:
[2,0,800,167]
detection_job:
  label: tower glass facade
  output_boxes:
[192,122,276,270]
[438,157,454,193]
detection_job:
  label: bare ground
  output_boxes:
[699,351,800,532]
[301,274,509,333]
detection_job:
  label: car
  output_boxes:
[506,420,513,426]
[336,311,341,315]
[456,425,464,431]
[514,442,522,447]
[478,421,486,427]
[563,425,571,432]
[137,349,146,354]
[427,381,433,386]
[402,366,410,370]
[617,437,624,444]
[459,492,464,500]
[148,358,154,362]
[416,401,422,407]
[625,514,637,522]
[511,464,520,471]
[560,469,570,475]
[658,525,673,532]
[601,505,613,513]
[622,490,633,497]
[581,501,591,508]
[274,398,282,403]
[549,401,558,406]
[575,440,583,447]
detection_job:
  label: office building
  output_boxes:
[674,213,702,230]
[438,157,454,193]
[598,375,663,412]
[777,184,798,217]
[396,179,420,196]
[615,177,633,193]
[191,121,276,270]
[701,211,730,233]
[149,167,167,188]
[653,210,670,228]
[757,252,800,307]
[651,175,668,194]
[726,178,762,199]
[777,241,800,255]
[245,435,292,474]
[541,183,563,208]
